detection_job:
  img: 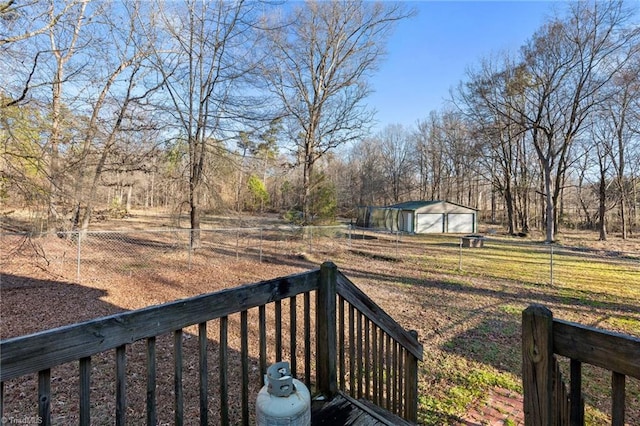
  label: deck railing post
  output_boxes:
[406,329,419,423]
[317,261,338,398]
[522,304,554,426]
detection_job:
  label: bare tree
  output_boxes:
[2,0,95,230]
[586,114,615,240]
[0,1,80,46]
[439,110,479,206]
[607,58,640,239]
[414,111,448,201]
[45,0,89,228]
[516,1,639,242]
[147,0,261,247]
[72,1,162,233]
[377,124,414,203]
[348,137,386,206]
[0,1,84,108]
[261,0,411,223]
[459,56,531,234]
[0,94,50,221]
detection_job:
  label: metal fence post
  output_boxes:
[188,229,193,271]
[259,228,263,263]
[550,244,554,286]
[76,231,81,283]
[395,231,399,257]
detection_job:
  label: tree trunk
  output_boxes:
[302,142,314,224]
[126,185,132,211]
[598,170,607,241]
[48,68,64,229]
[150,169,155,209]
[543,163,554,243]
[190,188,201,249]
[619,179,627,240]
[491,188,496,224]
[633,176,638,233]
[504,187,515,236]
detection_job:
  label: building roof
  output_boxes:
[388,200,441,210]
[388,200,478,211]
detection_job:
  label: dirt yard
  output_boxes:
[2,210,639,425]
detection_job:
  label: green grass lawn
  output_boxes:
[337,231,640,425]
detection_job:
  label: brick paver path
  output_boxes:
[456,387,524,426]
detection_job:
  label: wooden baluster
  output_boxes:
[385,333,392,411]
[349,303,356,396]
[174,330,183,426]
[38,368,51,426]
[405,330,420,422]
[0,381,4,421]
[372,325,379,405]
[241,310,249,425]
[378,328,385,408]
[569,359,583,426]
[79,356,91,426]
[364,317,371,400]
[275,300,282,362]
[115,346,126,426]
[199,322,208,426]
[611,372,626,426]
[304,292,311,389]
[259,305,267,380]
[339,296,346,392]
[220,317,229,426]
[357,310,363,399]
[290,296,297,376]
[398,346,404,417]
[393,340,399,415]
[146,337,157,426]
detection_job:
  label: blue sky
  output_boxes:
[367,1,567,131]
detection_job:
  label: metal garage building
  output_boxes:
[356,200,478,234]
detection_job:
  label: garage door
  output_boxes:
[447,213,474,233]
[416,213,443,233]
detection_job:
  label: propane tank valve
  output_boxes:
[256,361,311,426]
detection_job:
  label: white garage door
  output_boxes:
[447,213,474,233]
[416,213,443,233]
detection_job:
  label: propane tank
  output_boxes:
[256,361,311,426]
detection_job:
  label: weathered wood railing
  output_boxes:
[334,272,422,421]
[522,304,640,426]
[0,261,422,425]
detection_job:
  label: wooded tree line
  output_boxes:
[1,1,639,243]
[0,0,409,247]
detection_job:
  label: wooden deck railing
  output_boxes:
[0,261,422,425]
[334,272,423,421]
[522,304,640,426]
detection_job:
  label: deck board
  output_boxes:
[311,392,414,425]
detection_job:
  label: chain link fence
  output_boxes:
[451,236,640,287]
[1,225,352,283]
[2,226,639,287]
